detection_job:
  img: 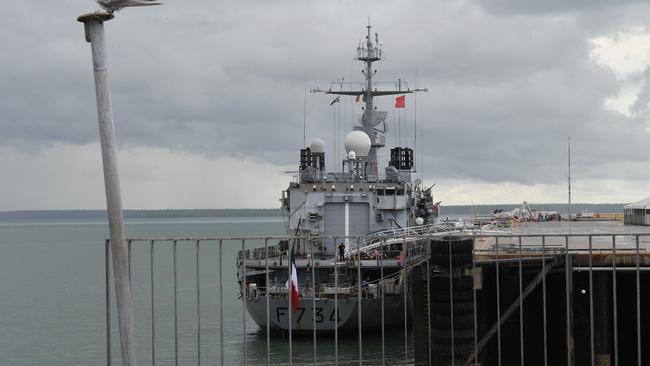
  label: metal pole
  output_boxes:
[518,236,524,366]
[219,240,224,366]
[150,240,155,366]
[334,237,339,366]
[613,236,619,366]
[265,239,271,366]
[105,239,112,366]
[242,239,248,366]
[403,235,408,364]
[636,236,642,366]
[474,237,480,364]
[568,136,573,223]
[311,243,317,366]
[128,240,132,290]
[78,13,136,366]
[380,238,385,366]
[173,240,178,366]
[357,237,362,365]
[449,236,456,364]
[589,236,595,366]
[496,236,502,366]
[426,248,432,366]
[542,236,548,366]
[196,240,201,366]
[287,239,292,366]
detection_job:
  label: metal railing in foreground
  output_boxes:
[103,233,650,365]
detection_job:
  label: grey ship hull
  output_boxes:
[246,295,405,332]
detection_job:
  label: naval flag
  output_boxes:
[395,95,406,108]
[289,247,300,312]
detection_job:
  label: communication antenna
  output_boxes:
[414,67,418,173]
[303,72,307,148]
[568,136,572,221]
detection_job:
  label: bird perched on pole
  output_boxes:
[96,0,162,14]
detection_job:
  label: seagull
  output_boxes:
[96,0,162,13]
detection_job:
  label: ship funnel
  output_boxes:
[344,131,371,157]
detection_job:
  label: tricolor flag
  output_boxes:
[288,247,300,312]
[395,95,406,108]
[330,96,340,106]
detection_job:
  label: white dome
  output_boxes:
[344,131,371,156]
[310,138,326,153]
[415,217,424,226]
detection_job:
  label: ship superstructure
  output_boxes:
[238,23,440,332]
[284,23,434,248]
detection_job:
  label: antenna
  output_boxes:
[303,72,307,148]
[414,66,418,173]
[568,136,572,221]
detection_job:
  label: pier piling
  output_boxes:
[594,272,612,366]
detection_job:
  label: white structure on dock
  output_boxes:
[624,197,650,226]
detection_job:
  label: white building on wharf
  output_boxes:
[624,196,650,226]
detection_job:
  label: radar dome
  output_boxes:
[344,131,371,156]
[310,138,326,153]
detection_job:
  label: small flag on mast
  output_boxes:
[288,247,300,312]
[330,96,340,106]
[355,94,360,102]
[395,95,406,108]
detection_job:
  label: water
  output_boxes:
[0,215,413,365]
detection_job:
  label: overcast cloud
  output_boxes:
[1,0,650,209]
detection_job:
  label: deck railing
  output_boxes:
[104,232,650,365]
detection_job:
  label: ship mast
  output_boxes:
[314,22,427,177]
[360,23,379,171]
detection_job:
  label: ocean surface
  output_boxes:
[0,215,413,365]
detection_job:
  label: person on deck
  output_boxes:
[337,242,345,262]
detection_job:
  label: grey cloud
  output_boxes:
[1,0,650,189]
[630,66,650,122]
[474,0,646,15]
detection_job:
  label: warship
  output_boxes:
[237,24,441,332]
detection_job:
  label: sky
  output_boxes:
[1,0,650,210]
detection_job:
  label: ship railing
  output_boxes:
[360,219,495,244]
[352,224,504,258]
[260,275,403,301]
[103,232,650,365]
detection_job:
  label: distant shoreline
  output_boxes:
[0,209,282,220]
[0,203,626,220]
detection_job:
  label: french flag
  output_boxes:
[289,247,300,312]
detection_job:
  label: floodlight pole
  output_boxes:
[78,12,137,366]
